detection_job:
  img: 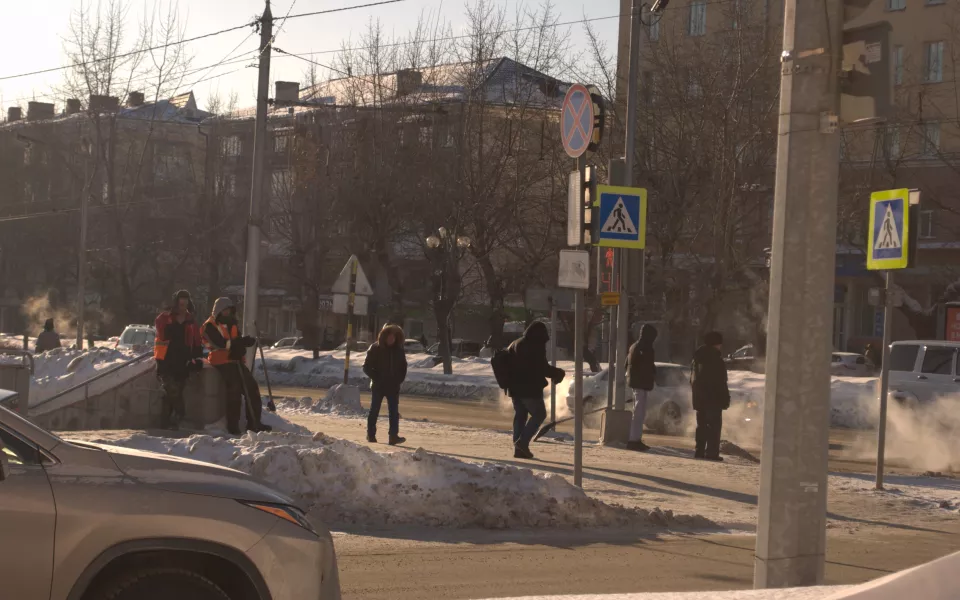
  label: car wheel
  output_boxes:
[655,401,683,435]
[93,567,230,600]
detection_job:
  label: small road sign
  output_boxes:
[332,255,373,295]
[561,84,595,159]
[867,189,910,270]
[597,185,647,249]
[558,250,590,290]
[526,288,576,312]
[601,292,621,306]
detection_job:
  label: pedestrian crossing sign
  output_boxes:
[597,185,647,249]
[867,188,910,271]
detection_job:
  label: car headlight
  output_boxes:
[241,501,317,535]
[745,401,758,409]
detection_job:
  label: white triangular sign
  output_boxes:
[332,255,374,295]
[874,205,902,250]
[601,197,638,235]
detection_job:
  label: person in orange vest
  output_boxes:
[154,290,203,429]
[201,297,271,435]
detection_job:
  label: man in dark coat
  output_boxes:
[691,331,730,461]
[35,318,61,354]
[153,290,203,429]
[363,324,408,445]
[625,324,658,452]
[506,321,565,459]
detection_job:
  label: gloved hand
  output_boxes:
[267,399,277,413]
[186,358,205,372]
[551,369,566,384]
[240,336,257,348]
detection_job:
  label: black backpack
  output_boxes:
[491,349,513,390]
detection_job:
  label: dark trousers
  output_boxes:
[217,363,263,432]
[695,409,723,457]
[512,396,547,448]
[368,388,400,437]
[158,374,187,427]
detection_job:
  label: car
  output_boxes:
[888,340,960,406]
[0,395,341,600]
[830,352,875,377]
[336,340,371,353]
[426,339,483,358]
[404,339,425,354]
[273,336,305,349]
[724,344,765,372]
[115,324,156,351]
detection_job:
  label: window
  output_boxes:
[892,46,904,86]
[921,347,956,375]
[688,78,703,98]
[927,0,945,5]
[0,427,43,466]
[889,344,920,372]
[732,0,742,29]
[924,41,944,83]
[885,127,900,158]
[418,125,433,147]
[153,142,188,185]
[689,0,707,36]
[922,121,940,156]
[221,135,241,157]
[887,0,905,9]
[919,209,935,238]
[649,13,660,41]
[273,133,291,154]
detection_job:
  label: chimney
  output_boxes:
[88,95,120,112]
[7,107,21,122]
[27,101,55,121]
[127,91,145,107]
[275,81,300,104]
[66,99,82,115]
[395,69,423,98]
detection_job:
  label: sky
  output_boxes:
[0,0,622,113]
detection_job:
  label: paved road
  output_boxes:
[273,386,924,476]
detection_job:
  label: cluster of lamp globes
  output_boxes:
[425,227,471,250]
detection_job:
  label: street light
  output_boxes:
[426,235,440,249]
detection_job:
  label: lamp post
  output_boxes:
[425,227,471,375]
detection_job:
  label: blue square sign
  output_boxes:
[867,189,910,271]
[596,185,647,249]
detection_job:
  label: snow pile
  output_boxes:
[830,472,960,512]
[273,385,366,416]
[93,430,716,530]
[203,410,312,436]
[0,345,153,410]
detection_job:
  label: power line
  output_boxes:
[282,0,407,21]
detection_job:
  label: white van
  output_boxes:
[888,340,960,404]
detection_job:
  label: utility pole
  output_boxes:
[242,1,273,358]
[613,0,643,412]
[875,273,894,488]
[573,157,586,488]
[75,141,91,350]
[755,0,841,588]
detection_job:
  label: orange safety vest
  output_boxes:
[202,318,240,366]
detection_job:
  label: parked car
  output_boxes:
[336,340,371,353]
[273,336,308,349]
[724,344,765,373]
[888,340,960,406]
[565,362,760,435]
[0,395,341,600]
[404,339,425,354]
[426,339,483,358]
[115,324,156,352]
[830,352,876,377]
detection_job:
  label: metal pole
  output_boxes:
[241,1,273,362]
[573,156,586,488]
[344,258,357,385]
[755,0,841,588]
[606,252,616,409]
[550,302,558,424]
[875,271,894,489]
[614,0,643,411]
[75,150,90,350]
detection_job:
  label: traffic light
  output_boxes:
[583,164,598,244]
[841,0,892,123]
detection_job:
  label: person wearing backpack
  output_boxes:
[504,322,565,459]
[625,324,658,452]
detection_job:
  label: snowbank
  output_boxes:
[0,345,153,410]
[272,384,366,417]
[91,430,716,530]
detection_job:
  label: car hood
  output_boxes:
[82,442,295,505]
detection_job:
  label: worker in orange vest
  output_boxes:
[154,290,203,429]
[201,297,272,435]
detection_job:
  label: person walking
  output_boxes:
[506,322,565,459]
[201,297,271,435]
[691,331,730,461]
[35,318,61,353]
[154,290,203,429]
[363,324,408,445]
[626,324,658,452]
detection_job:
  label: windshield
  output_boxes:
[0,403,63,448]
[120,329,155,346]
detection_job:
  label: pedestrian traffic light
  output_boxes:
[841,0,892,123]
[583,164,598,244]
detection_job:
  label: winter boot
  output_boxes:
[704,455,724,462]
[626,440,650,452]
[367,434,378,443]
[388,435,406,446]
[514,443,534,459]
[694,450,705,459]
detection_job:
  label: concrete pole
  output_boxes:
[344,258,357,385]
[613,0,642,412]
[574,156,586,488]
[241,1,273,358]
[875,271,894,489]
[75,148,90,350]
[550,302,558,424]
[754,0,842,588]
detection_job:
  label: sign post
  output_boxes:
[866,188,917,490]
[332,255,374,386]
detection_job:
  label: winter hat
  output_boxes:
[704,331,724,347]
[43,318,55,331]
[211,297,235,318]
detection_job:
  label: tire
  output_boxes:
[94,567,231,600]
[655,401,683,435]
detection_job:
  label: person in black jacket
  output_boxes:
[35,318,61,354]
[363,324,408,445]
[625,324,658,452]
[691,331,730,461]
[506,322,565,459]
[154,290,204,430]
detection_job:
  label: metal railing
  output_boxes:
[31,350,154,412]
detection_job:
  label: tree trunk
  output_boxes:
[478,254,505,347]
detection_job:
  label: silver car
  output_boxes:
[888,340,960,405]
[0,393,340,600]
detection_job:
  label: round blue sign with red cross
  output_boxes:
[561,83,595,158]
